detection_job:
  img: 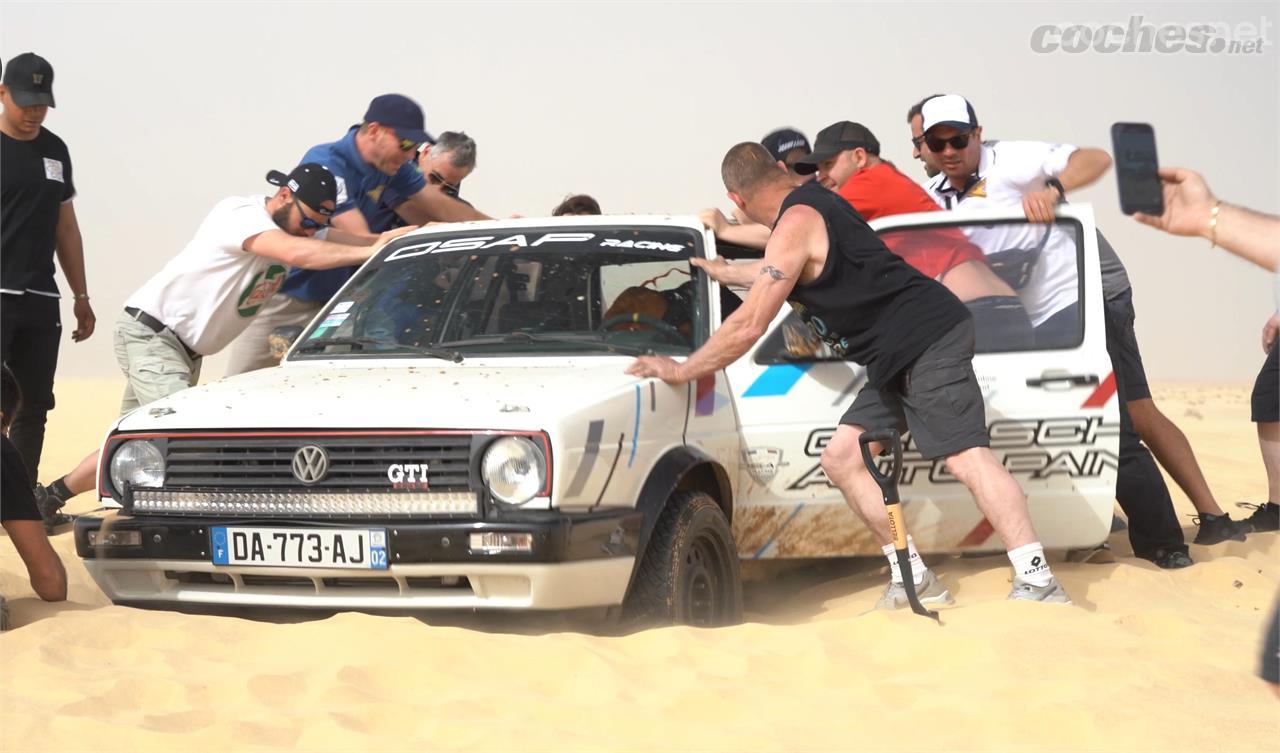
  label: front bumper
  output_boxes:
[75,509,640,610]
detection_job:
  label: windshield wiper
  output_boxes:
[443,332,655,356]
[294,336,464,362]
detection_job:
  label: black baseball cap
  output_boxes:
[362,93,434,146]
[761,128,811,163]
[266,163,337,215]
[793,121,881,175]
[2,53,55,108]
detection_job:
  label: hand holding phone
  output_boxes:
[1111,123,1164,216]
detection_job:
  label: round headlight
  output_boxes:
[481,436,546,506]
[109,440,166,493]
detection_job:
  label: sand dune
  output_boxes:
[2,380,1277,752]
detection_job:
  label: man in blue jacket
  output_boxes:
[225,94,489,374]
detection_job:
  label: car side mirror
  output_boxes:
[267,325,304,363]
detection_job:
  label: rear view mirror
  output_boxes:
[268,325,304,363]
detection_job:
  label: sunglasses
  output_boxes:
[397,136,422,153]
[295,202,331,230]
[925,133,972,153]
[427,170,461,196]
[910,135,926,147]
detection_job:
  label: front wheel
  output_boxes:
[625,491,743,627]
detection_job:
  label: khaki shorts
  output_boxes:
[114,314,202,417]
[223,294,323,376]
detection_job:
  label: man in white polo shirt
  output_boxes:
[919,94,1112,348]
[34,164,412,527]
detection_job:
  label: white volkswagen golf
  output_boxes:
[76,208,1119,626]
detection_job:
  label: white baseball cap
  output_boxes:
[921,94,978,133]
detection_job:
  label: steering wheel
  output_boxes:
[600,313,687,345]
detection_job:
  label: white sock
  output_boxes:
[882,535,926,585]
[1008,542,1053,587]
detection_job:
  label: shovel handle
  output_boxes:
[858,428,903,502]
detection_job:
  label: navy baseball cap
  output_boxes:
[2,53,56,108]
[266,163,337,215]
[362,93,434,145]
[761,128,811,163]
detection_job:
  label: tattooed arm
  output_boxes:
[627,205,825,384]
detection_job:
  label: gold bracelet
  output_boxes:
[1209,200,1221,248]
[73,294,90,300]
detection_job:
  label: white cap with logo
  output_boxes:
[921,94,978,133]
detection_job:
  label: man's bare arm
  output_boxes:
[54,202,95,341]
[3,520,66,601]
[1134,167,1280,272]
[323,226,378,246]
[690,256,764,288]
[397,185,490,224]
[243,225,414,270]
[627,206,823,384]
[1057,147,1112,192]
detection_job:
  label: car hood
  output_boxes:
[114,360,651,433]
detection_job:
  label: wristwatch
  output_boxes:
[1044,177,1066,201]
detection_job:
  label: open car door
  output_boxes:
[723,204,1119,558]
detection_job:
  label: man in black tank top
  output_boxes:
[627,142,1071,605]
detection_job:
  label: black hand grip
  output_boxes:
[858,428,902,504]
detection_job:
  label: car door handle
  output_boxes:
[1025,372,1100,389]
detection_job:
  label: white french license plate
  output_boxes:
[210,526,388,570]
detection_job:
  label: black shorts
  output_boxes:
[1103,288,1151,401]
[1252,344,1279,423]
[840,318,990,460]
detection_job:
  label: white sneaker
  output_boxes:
[875,569,954,610]
[1008,576,1072,604]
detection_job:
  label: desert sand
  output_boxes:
[1,379,1277,752]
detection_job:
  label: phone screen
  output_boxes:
[1110,123,1163,216]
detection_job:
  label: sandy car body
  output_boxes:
[76,208,1118,621]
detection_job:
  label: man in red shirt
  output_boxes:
[794,121,1034,351]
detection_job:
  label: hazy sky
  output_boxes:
[3,1,1276,380]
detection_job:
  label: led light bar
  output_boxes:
[131,490,479,517]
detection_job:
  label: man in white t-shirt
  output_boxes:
[34,164,412,525]
[919,94,1112,348]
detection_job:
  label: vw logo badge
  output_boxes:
[292,445,330,484]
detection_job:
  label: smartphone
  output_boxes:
[1110,122,1163,216]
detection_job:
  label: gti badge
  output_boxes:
[292,445,330,484]
[743,447,783,485]
[387,463,430,491]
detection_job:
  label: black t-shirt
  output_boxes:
[779,181,969,388]
[1,435,42,521]
[1,128,76,296]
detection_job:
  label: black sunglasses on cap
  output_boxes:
[925,133,972,153]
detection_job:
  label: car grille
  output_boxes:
[162,434,472,491]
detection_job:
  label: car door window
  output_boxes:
[753,217,1084,363]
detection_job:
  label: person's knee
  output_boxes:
[944,446,990,485]
[820,428,868,483]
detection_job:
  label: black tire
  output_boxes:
[625,491,743,627]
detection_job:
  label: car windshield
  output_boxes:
[291,225,707,360]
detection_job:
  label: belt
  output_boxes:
[123,307,201,361]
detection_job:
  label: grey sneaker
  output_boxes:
[1008,576,1073,604]
[876,569,954,610]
